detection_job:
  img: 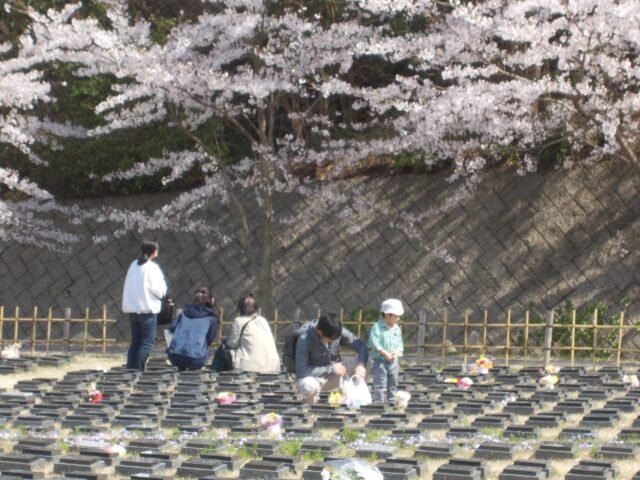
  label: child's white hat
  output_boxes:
[380,298,404,316]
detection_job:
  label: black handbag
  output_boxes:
[212,343,234,372]
[157,296,175,325]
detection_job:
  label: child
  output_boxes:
[368,298,404,403]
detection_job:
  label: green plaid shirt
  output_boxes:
[368,318,404,360]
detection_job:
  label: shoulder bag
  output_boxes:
[211,315,257,372]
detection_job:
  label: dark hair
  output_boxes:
[193,286,214,309]
[316,314,341,340]
[137,240,158,265]
[237,294,257,316]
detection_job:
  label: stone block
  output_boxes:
[433,459,485,480]
[415,443,453,459]
[52,455,105,474]
[355,443,396,459]
[565,460,616,480]
[114,457,166,476]
[474,442,514,460]
[175,458,227,478]
[596,443,638,459]
[499,460,549,480]
[534,442,575,460]
[239,460,289,479]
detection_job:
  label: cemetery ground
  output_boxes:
[1,353,640,479]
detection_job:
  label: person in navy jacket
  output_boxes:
[166,287,218,370]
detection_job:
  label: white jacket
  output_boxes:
[122,259,167,314]
[226,314,281,373]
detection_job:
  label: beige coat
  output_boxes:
[226,314,280,373]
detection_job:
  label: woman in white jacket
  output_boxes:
[225,294,280,373]
[122,240,167,371]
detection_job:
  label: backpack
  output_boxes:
[283,323,308,374]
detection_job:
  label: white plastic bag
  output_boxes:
[1,343,21,359]
[341,376,372,408]
[321,459,383,480]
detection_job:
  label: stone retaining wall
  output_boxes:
[1,162,639,347]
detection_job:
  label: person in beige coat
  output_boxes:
[225,294,280,373]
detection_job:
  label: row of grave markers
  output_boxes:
[1,356,640,478]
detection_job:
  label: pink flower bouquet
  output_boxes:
[456,377,473,390]
[216,391,237,404]
[260,412,283,428]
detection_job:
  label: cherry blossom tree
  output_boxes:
[396,0,640,177]
[7,0,637,310]
[0,3,94,249]
[55,0,438,312]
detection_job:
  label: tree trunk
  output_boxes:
[256,202,273,319]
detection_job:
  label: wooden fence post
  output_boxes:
[570,309,576,367]
[462,311,469,369]
[31,306,38,354]
[417,310,427,364]
[13,307,19,344]
[46,308,52,353]
[0,306,4,347]
[217,308,224,344]
[83,308,89,353]
[102,305,107,353]
[616,311,625,367]
[505,310,511,367]
[592,308,598,370]
[273,308,279,344]
[543,310,554,366]
[523,310,530,367]
[482,309,488,354]
[440,309,448,369]
[63,308,71,353]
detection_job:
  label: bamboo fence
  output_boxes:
[0,305,637,367]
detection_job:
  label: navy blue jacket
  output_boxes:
[166,304,218,363]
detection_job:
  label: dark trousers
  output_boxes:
[127,313,157,371]
[168,353,207,371]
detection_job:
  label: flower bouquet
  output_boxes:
[395,391,411,408]
[105,444,126,456]
[444,377,473,390]
[260,412,283,437]
[457,377,473,390]
[1,343,21,359]
[328,391,343,406]
[539,374,558,389]
[623,374,639,388]
[216,391,237,404]
[542,365,560,374]
[87,383,103,403]
[475,356,493,375]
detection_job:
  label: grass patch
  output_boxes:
[236,445,260,459]
[57,441,71,453]
[301,450,325,462]
[478,427,503,437]
[278,438,302,456]
[340,427,361,443]
[364,429,386,442]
